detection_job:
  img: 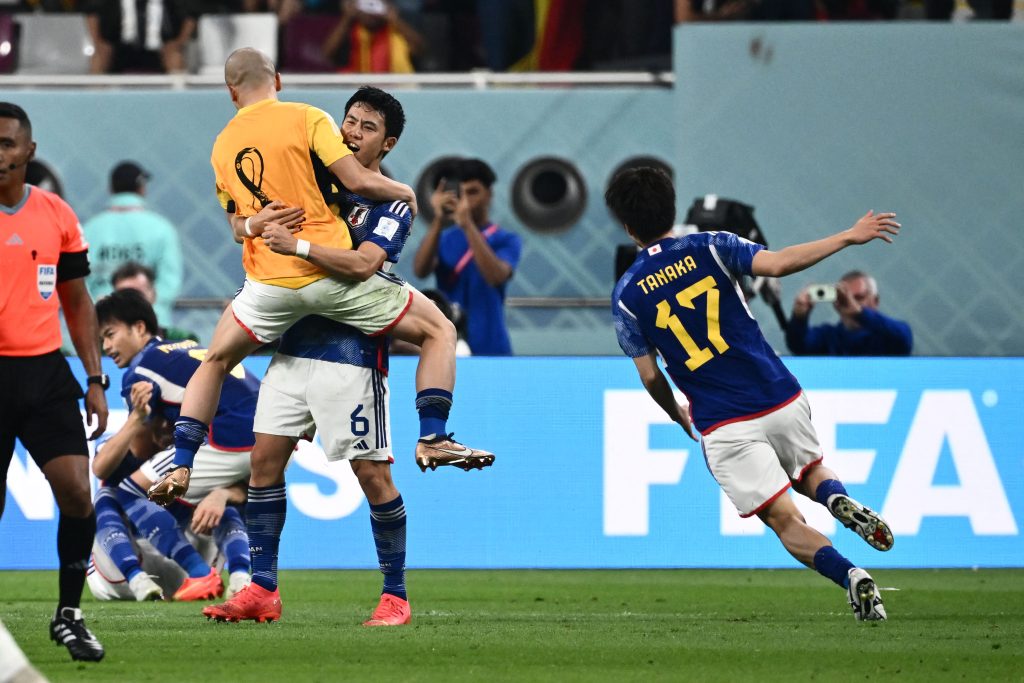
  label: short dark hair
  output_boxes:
[0,102,32,137]
[457,158,496,189]
[110,261,156,289]
[95,288,159,336]
[604,167,676,245]
[344,86,406,140]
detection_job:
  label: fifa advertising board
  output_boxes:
[2,357,1021,569]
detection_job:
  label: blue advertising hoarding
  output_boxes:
[2,357,1021,570]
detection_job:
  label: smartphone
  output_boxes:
[807,284,837,303]
[443,177,461,198]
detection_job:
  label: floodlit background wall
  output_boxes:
[9,25,1024,355]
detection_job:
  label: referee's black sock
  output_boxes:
[56,511,96,611]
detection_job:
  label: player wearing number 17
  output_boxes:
[607,168,899,622]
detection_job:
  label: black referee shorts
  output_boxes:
[0,351,89,479]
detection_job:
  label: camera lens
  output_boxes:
[815,288,824,298]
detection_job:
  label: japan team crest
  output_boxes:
[37,264,56,300]
[347,205,371,228]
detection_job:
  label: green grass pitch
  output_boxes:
[3,569,1022,682]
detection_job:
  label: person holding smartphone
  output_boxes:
[785,270,913,356]
[413,158,522,356]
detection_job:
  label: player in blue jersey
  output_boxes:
[86,381,251,602]
[254,89,492,470]
[204,87,425,625]
[94,289,257,600]
[607,168,899,622]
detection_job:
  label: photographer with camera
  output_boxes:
[786,270,912,356]
[413,158,522,356]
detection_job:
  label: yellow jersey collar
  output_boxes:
[236,98,276,117]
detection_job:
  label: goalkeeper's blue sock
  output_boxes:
[248,484,287,592]
[94,490,143,582]
[215,506,252,575]
[815,479,849,508]
[117,489,209,578]
[173,417,208,468]
[813,545,855,588]
[369,495,407,600]
[415,388,452,439]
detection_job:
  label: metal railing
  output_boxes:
[0,71,675,90]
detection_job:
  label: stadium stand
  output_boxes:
[196,12,277,76]
[13,14,92,74]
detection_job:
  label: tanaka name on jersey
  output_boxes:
[636,255,698,295]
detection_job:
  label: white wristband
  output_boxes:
[295,239,311,259]
[243,216,254,237]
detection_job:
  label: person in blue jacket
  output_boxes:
[786,270,912,356]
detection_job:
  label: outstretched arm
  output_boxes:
[751,211,899,279]
[632,352,697,441]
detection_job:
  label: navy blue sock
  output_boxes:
[215,506,252,575]
[813,545,855,588]
[95,490,143,582]
[118,489,209,578]
[173,417,208,468]
[815,479,849,508]
[369,495,407,600]
[247,484,287,592]
[415,388,452,439]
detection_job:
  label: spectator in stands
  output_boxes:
[84,0,198,74]
[111,262,198,342]
[83,161,183,327]
[322,0,423,73]
[413,159,521,356]
[786,270,912,356]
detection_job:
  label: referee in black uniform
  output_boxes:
[0,103,109,662]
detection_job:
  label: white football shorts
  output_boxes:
[87,536,185,600]
[701,392,824,518]
[87,529,219,601]
[140,444,252,505]
[231,274,413,344]
[253,354,392,463]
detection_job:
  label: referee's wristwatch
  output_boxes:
[86,374,110,390]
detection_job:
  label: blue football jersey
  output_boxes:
[612,232,801,434]
[335,188,412,271]
[277,189,410,370]
[277,315,389,371]
[122,338,259,449]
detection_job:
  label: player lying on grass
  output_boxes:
[204,87,424,627]
[607,167,896,621]
[94,290,257,600]
[148,51,493,509]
